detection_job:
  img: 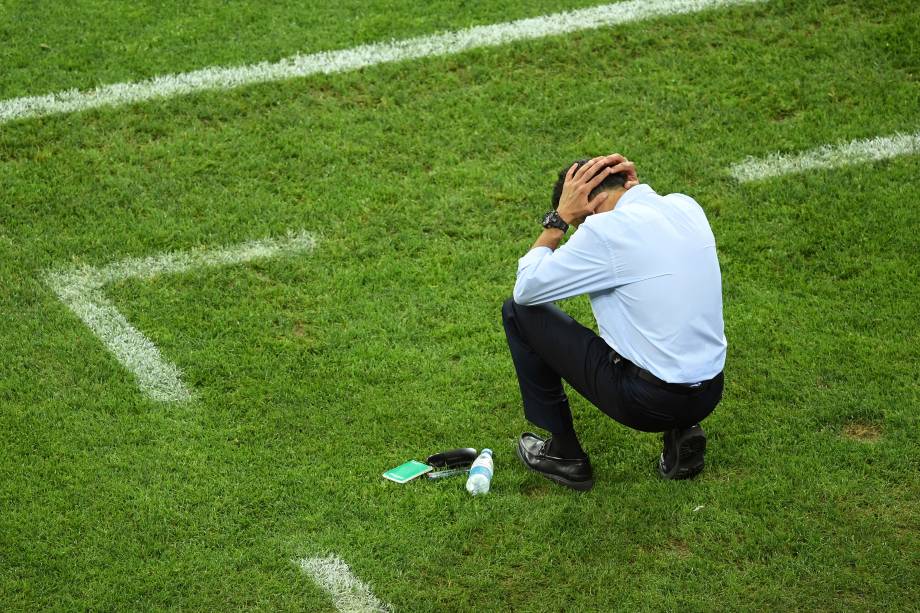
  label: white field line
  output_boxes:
[43,229,317,402]
[729,130,920,182]
[298,556,391,613]
[1,0,764,125]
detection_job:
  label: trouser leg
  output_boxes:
[501,298,617,433]
[501,297,725,436]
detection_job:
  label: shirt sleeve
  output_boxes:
[512,224,618,305]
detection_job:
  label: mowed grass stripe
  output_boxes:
[730,130,920,182]
[0,0,764,125]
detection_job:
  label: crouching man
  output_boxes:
[502,154,726,491]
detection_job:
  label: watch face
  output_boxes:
[542,211,567,230]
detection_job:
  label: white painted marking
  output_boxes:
[44,230,317,402]
[1,0,764,125]
[729,130,920,182]
[298,556,391,613]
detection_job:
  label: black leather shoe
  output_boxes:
[658,424,706,480]
[516,433,594,491]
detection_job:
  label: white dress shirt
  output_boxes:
[513,184,727,384]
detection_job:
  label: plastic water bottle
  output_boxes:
[465,449,494,495]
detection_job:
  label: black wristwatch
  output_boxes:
[542,210,569,233]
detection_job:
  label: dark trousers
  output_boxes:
[501,298,723,434]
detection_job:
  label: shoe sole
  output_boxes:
[659,432,706,480]
[516,443,595,491]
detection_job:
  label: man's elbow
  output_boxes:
[512,281,538,306]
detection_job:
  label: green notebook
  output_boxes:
[383,460,433,483]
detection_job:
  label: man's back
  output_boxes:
[513,183,726,384]
[583,185,726,383]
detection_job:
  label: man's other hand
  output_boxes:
[603,153,639,189]
[556,157,614,225]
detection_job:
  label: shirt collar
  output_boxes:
[615,184,655,209]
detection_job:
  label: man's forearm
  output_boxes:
[531,228,565,251]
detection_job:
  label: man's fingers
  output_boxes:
[586,166,613,190]
[571,160,593,181]
[572,156,605,181]
[607,161,633,176]
[608,161,639,183]
[565,163,578,181]
[569,155,638,194]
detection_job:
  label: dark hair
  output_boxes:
[551,159,627,209]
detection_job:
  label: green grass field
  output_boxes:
[1,0,918,610]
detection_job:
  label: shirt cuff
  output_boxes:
[516,246,552,274]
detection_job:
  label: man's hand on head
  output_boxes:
[603,153,639,188]
[556,157,615,226]
[603,153,639,189]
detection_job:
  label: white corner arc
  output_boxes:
[43,229,317,402]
